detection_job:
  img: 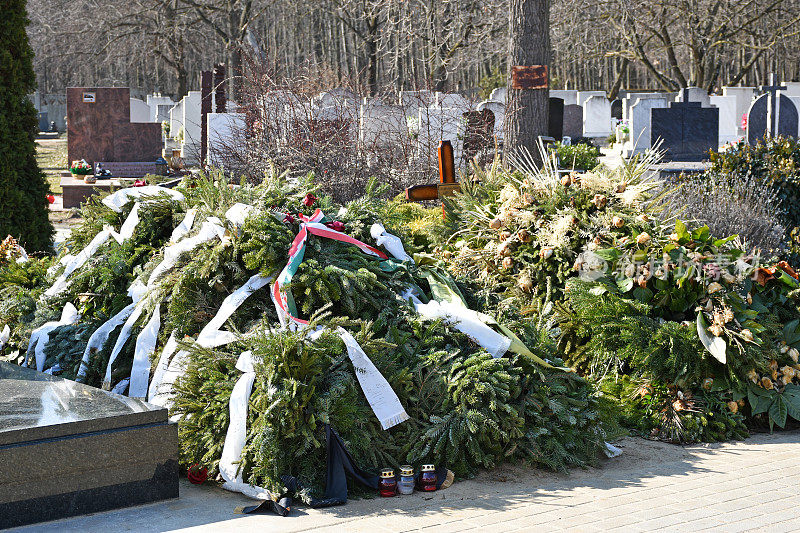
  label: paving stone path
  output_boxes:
[12,430,800,532]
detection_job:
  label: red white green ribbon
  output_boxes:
[272,215,388,327]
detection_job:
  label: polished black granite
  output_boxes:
[0,362,178,528]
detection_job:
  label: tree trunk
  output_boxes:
[505,0,550,164]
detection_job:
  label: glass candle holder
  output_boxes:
[420,464,437,492]
[398,465,414,495]
[379,468,397,497]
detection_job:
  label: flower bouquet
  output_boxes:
[70,160,96,183]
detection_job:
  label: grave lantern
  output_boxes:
[155,156,168,176]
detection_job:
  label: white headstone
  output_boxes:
[550,90,578,106]
[147,94,176,123]
[489,87,507,104]
[359,99,408,148]
[435,92,471,110]
[400,90,435,120]
[722,87,756,135]
[710,95,739,145]
[783,82,800,98]
[577,91,606,107]
[624,96,668,157]
[623,93,666,123]
[476,100,505,141]
[678,87,711,108]
[180,91,203,164]
[129,98,153,123]
[582,95,612,138]
[207,113,246,168]
[416,107,465,165]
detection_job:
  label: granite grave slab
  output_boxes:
[0,362,178,529]
[747,93,799,143]
[562,104,583,139]
[651,98,718,161]
[548,97,564,140]
[67,88,162,166]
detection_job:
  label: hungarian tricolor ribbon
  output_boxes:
[273,216,388,326]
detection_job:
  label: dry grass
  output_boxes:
[36,136,67,194]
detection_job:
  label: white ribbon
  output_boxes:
[371,223,412,261]
[25,303,80,371]
[102,185,184,212]
[219,350,273,500]
[148,332,178,402]
[111,377,130,395]
[197,274,272,347]
[170,209,197,243]
[414,300,511,358]
[0,324,9,350]
[102,301,146,388]
[148,218,225,286]
[44,229,114,297]
[337,328,409,430]
[44,201,147,297]
[77,303,137,380]
[128,304,161,399]
[148,274,271,408]
[225,203,253,228]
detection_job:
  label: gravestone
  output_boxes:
[476,100,505,141]
[611,99,623,121]
[623,93,665,123]
[93,161,160,178]
[416,107,465,165]
[200,71,213,165]
[462,109,495,162]
[577,91,606,107]
[710,95,739,145]
[747,93,799,144]
[548,97,564,140]
[207,112,247,168]
[489,87,507,104]
[37,111,48,132]
[562,104,584,139]
[651,94,719,161]
[147,94,176,123]
[359,99,408,148]
[550,90,578,106]
[582,95,612,138]
[67,87,162,166]
[129,98,153,123]
[722,86,757,135]
[678,87,711,108]
[435,92,471,110]
[783,82,800,97]
[179,91,203,163]
[0,362,178,529]
[624,95,668,157]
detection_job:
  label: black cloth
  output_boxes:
[281,424,451,508]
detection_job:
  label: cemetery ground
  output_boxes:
[35,136,67,195]
[10,429,800,532]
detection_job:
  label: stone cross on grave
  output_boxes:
[760,73,787,137]
[405,140,459,218]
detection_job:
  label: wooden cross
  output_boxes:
[760,73,786,137]
[405,140,459,218]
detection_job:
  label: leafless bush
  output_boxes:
[658,172,787,256]
[210,53,440,203]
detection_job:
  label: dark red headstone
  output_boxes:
[66,88,161,166]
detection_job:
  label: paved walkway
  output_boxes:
[12,430,800,532]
